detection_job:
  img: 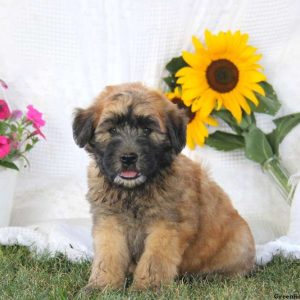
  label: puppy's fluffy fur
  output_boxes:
[73,83,255,290]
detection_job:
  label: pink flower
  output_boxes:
[0,79,8,89]
[0,99,11,120]
[11,109,23,120]
[0,136,10,158]
[32,127,46,140]
[26,105,45,128]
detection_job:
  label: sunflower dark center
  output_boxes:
[172,98,195,123]
[206,59,239,93]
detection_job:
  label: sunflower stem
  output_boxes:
[263,157,295,205]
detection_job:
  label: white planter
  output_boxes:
[0,166,19,227]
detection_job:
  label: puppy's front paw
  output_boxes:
[80,282,100,294]
[131,255,177,290]
[87,269,125,291]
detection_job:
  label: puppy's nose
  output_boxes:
[120,153,138,166]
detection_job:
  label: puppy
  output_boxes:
[73,83,255,290]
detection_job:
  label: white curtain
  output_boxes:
[0,0,299,263]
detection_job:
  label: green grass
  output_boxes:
[0,246,299,300]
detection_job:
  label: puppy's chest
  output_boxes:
[94,188,182,261]
[125,216,147,263]
[122,196,181,262]
[106,199,148,262]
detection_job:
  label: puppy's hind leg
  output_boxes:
[211,219,256,277]
[86,216,130,291]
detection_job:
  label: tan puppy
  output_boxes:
[72,83,255,290]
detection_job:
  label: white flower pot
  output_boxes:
[0,166,19,227]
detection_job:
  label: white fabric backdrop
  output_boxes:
[0,0,300,263]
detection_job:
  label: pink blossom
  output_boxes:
[0,136,10,158]
[11,110,23,120]
[32,127,46,140]
[0,79,8,89]
[0,99,11,120]
[26,105,45,128]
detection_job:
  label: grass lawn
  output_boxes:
[0,246,299,300]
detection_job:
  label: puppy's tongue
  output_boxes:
[120,171,139,179]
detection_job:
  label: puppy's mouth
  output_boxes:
[119,170,141,180]
[114,170,147,188]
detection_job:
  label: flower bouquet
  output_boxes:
[0,79,46,170]
[164,30,300,205]
[0,79,45,227]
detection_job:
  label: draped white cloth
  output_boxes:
[0,0,300,263]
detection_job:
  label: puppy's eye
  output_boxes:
[109,127,117,135]
[142,128,152,136]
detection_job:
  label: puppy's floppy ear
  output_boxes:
[72,108,95,148]
[166,105,188,154]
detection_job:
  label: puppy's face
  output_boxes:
[73,83,187,188]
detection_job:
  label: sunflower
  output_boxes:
[176,30,266,123]
[166,87,217,149]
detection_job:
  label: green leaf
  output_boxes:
[10,124,17,131]
[0,160,19,171]
[250,82,281,116]
[267,112,300,155]
[165,56,188,75]
[0,121,8,135]
[25,144,34,152]
[239,113,256,130]
[163,76,177,91]
[244,125,273,164]
[205,131,244,151]
[212,110,242,134]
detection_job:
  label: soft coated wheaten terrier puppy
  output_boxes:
[72,83,255,291]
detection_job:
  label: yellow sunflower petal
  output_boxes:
[176,67,201,77]
[182,51,204,69]
[192,35,204,52]
[177,77,187,85]
[218,31,227,52]
[249,83,265,95]
[197,93,216,116]
[238,62,263,71]
[243,54,263,65]
[234,92,251,115]
[165,86,181,100]
[223,92,242,123]
[174,87,181,96]
[205,29,220,54]
[177,76,206,88]
[216,96,223,110]
[189,97,202,111]
[240,46,257,59]
[225,30,233,51]
[182,87,206,102]
[186,124,195,149]
[242,71,267,83]
[241,88,259,105]
[205,116,218,126]
[198,121,209,138]
[165,91,175,100]
[194,122,208,143]
[181,97,194,107]
[236,32,249,52]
